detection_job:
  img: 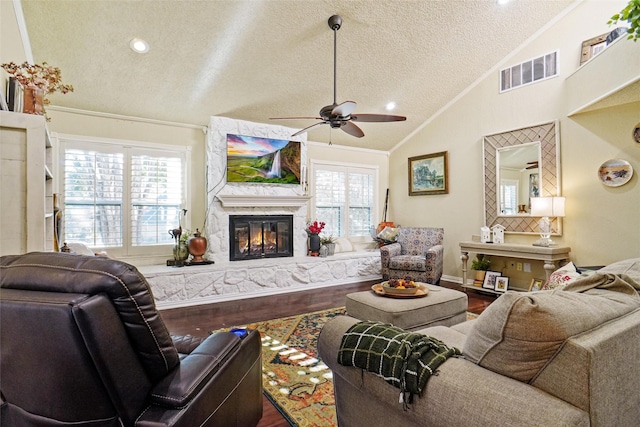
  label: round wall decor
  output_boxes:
[634,123,640,143]
[598,159,633,187]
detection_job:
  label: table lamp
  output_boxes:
[530,196,565,247]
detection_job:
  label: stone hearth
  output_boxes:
[141,251,382,309]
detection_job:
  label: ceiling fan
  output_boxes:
[270,15,406,138]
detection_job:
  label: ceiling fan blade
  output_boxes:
[341,121,364,138]
[270,116,322,120]
[332,101,357,117]
[351,113,407,122]
[292,121,327,137]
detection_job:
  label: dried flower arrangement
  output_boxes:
[2,61,73,118]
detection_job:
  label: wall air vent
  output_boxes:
[500,50,558,93]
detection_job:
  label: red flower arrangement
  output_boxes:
[306,221,325,235]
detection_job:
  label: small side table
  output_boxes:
[459,241,571,290]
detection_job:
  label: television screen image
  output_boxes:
[226,134,301,184]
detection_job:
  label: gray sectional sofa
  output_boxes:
[318,258,640,427]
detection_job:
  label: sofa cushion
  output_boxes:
[542,261,581,290]
[598,258,640,284]
[463,285,640,382]
[389,255,427,272]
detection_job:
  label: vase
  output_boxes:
[319,245,328,257]
[187,228,207,263]
[308,234,321,255]
[173,241,189,262]
[326,243,336,256]
[473,270,486,287]
[23,87,45,116]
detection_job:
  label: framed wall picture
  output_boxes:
[408,151,448,196]
[580,32,608,65]
[528,278,544,291]
[494,276,509,292]
[482,271,501,290]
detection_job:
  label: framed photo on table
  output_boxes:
[494,276,509,292]
[529,278,544,292]
[408,151,448,196]
[482,271,501,290]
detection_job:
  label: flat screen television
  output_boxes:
[226,134,301,184]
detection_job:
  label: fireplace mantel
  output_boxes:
[217,194,312,208]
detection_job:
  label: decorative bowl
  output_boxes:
[381,280,419,295]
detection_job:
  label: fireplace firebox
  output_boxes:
[229,215,294,261]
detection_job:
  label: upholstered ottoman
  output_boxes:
[345,284,468,331]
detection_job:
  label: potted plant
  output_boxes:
[471,255,491,286]
[320,235,337,256]
[608,0,640,41]
[306,220,325,256]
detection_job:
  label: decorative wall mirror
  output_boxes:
[483,121,561,234]
[496,142,541,215]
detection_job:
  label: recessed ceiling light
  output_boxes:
[385,102,396,111]
[497,0,511,4]
[130,38,149,54]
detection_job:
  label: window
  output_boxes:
[312,162,377,238]
[500,179,518,215]
[58,135,190,257]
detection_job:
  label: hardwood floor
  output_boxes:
[160,279,495,427]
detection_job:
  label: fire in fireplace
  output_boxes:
[229,215,294,261]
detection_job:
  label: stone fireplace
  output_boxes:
[229,215,293,261]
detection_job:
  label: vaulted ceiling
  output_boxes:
[21,0,575,151]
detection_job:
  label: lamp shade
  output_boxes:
[530,197,565,217]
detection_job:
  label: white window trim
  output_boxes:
[53,133,191,260]
[310,159,379,242]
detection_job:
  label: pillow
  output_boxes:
[541,261,581,290]
[334,237,353,253]
[463,289,639,383]
[376,226,398,242]
[66,242,96,256]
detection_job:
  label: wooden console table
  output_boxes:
[459,241,571,291]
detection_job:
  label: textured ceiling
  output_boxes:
[21,0,575,151]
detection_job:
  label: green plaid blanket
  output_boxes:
[338,321,461,406]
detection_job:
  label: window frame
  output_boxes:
[54,133,191,259]
[310,160,379,242]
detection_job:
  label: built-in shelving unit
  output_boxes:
[0,111,53,255]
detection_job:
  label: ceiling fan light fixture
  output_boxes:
[271,14,406,139]
[130,38,150,54]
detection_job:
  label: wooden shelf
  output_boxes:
[462,283,528,295]
[459,241,571,289]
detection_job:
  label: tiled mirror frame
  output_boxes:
[483,121,562,235]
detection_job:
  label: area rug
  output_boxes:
[211,309,478,427]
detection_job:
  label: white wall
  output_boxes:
[388,0,639,279]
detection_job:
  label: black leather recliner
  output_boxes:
[0,252,262,426]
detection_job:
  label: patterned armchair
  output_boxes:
[380,227,444,285]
